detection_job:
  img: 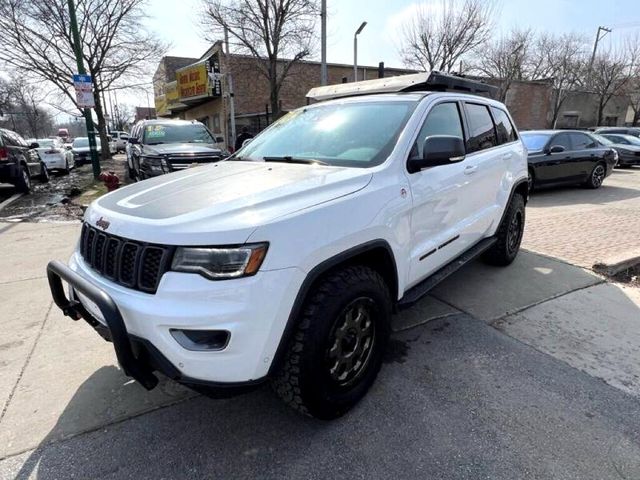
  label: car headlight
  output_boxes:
[171,243,268,279]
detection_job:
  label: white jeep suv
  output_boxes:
[47,73,528,419]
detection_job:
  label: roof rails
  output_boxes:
[306,71,499,102]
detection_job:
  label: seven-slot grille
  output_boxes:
[79,223,173,293]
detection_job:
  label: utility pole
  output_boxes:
[320,0,327,86]
[224,27,237,151]
[67,0,100,179]
[588,26,612,87]
[353,21,367,82]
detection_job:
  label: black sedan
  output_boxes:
[521,130,617,191]
[596,133,640,167]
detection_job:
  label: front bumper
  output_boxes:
[47,252,305,389]
[617,153,640,166]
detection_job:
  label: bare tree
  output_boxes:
[400,0,495,73]
[201,0,318,118]
[591,48,636,126]
[525,33,587,127]
[112,104,134,131]
[474,28,530,101]
[0,77,55,138]
[0,0,166,160]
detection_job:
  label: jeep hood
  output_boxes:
[87,161,372,245]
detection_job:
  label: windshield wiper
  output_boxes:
[145,141,165,145]
[263,156,328,166]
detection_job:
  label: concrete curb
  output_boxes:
[593,252,640,276]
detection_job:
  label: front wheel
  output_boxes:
[271,265,391,420]
[585,162,606,189]
[483,192,525,266]
[39,163,50,183]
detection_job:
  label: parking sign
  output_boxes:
[73,74,95,108]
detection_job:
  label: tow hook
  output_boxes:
[99,171,120,191]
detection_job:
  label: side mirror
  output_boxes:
[548,145,565,154]
[65,145,72,150]
[407,135,465,173]
[29,142,39,149]
[128,137,138,144]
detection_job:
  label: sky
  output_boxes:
[143,0,640,70]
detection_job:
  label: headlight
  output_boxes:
[171,243,268,279]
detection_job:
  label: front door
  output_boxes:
[538,132,573,183]
[406,101,477,288]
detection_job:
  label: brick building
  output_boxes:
[153,42,415,150]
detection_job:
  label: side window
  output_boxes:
[14,133,28,147]
[465,103,497,153]
[569,133,595,150]
[409,102,464,160]
[3,132,18,147]
[550,133,572,151]
[491,107,517,144]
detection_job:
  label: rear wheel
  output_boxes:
[14,164,31,193]
[585,162,606,189]
[483,192,525,266]
[271,265,391,419]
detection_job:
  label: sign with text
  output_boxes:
[73,74,95,108]
[177,62,208,100]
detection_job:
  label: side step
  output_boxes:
[397,237,497,310]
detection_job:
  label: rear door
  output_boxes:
[461,102,507,233]
[567,132,598,180]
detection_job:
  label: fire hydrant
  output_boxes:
[99,171,120,191]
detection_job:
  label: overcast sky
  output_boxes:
[143,0,639,69]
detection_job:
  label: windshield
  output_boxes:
[521,133,551,151]
[604,134,640,146]
[142,123,215,145]
[36,139,54,148]
[236,101,418,168]
[72,137,101,148]
[593,134,614,146]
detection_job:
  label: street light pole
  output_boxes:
[67,0,100,179]
[588,26,612,88]
[353,21,367,82]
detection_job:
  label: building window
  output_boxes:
[562,114,579,128]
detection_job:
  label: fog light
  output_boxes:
[170,329,230,351]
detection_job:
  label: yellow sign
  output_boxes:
[177,62,208,100]
[165,81,179,106]
[154,94,167,116]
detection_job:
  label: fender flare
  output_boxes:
[267,239,398,376]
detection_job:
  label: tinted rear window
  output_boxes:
[491,107,517,144]
[465,103,497,153]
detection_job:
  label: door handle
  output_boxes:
[464,165,478,175]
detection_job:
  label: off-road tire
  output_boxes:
[483,193,525,266]
[271,265,391,420]
[39,163,49,183]
[584,162,606,189]
[14,164,31,193]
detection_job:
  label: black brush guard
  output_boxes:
[46,260,159,390]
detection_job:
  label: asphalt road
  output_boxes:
[2,314,639,480]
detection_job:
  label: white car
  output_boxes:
[110,131,129,153]
[33,137,75,174]
[106,135,117,155]
[47,72,529,419]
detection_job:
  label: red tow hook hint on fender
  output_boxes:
[99,171,120,191]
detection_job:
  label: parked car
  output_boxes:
[596,133,640,167]
[56,128,70,142]
[594,126,640,138]
[0,129,49,193]
[33,137,75,174]
[72,137,102,165]
[46,72,529,419]
[521,130,617,191]
[128,119,227,181]
[106,135,117,155]
[109,131,129,153]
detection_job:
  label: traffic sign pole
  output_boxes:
[67,0,100,179]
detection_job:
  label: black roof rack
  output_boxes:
[306,71,499,101]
